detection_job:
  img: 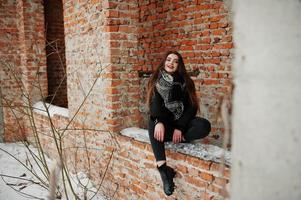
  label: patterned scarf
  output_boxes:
[155,70,186,120]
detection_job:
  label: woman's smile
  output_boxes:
[164,54,179,73]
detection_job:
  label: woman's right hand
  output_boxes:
[154,122,165,142]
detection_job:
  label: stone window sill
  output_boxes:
[32,101,69,118]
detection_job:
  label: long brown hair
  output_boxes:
[146,51,199,111]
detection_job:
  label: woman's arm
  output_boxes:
[149,89,173,124]
[173,92,197,132]
[150,89,173,142]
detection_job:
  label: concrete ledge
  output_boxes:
[120,127,231,166]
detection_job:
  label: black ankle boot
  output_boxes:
[165,165,176,179]
[157,164,175,196]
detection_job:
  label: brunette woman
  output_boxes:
[146,51,211,196]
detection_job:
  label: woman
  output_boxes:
[146,51,211,196]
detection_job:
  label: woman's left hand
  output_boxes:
[172,129,183,144]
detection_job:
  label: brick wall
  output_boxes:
[44,0,68,108]
[63,0,113,131]
[93,0,233,148]
[136,0,233,147]
[63,0,140,133]
[2,0,233,197]
[18,0,47,103]
[62,0,233,147]
[103,0,141,132]
[0,0,47,142]
[0,0,22,141]
[1,2,233,141]
[29,110,230,200]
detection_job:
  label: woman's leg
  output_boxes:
[148,119,174,162]
[148,119,166,162]
[148,119,176,196]
[184,117,211,142]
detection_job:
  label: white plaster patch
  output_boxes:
[120,127,231,166]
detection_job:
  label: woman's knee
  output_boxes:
[192,117,211,135]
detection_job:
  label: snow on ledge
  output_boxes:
[32,101,69,118]
[120,127,231,166]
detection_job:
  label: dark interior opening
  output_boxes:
[44,0,68,108]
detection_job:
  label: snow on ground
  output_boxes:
[0,142,109,200]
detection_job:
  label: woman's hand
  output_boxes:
[172,129,183,144]
[154,122,165,142]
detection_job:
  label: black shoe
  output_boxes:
[157,164,175,196]
[165,165,176,179]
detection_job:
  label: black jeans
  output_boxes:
[148,117,211,161]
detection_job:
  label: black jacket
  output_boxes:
[150,88,197,132]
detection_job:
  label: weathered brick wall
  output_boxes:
[81,0,233,148]
[63,0,141,133]
[108,136,230,199]
[29,111,230,200]
[2,0,233,197]
[63,0,233,147]
[136,0,233,147]
[44,0,68,108]
[103,0,141,132]
[0,0,47,141]
[0,0,23,141]
[63,0,114,131]
[18,0,47,102]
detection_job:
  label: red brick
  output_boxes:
[196,45,211,50]
[200,172,214,182]
[180,46,194,51]
[210,72,219,78]
[197,4,213,10]
[186,176,208,188]
[213,177,228,187]
[188,167,199,176]
[213,2,223,9]
[176,164,188,173]
[219,22,228,28]
[169,151,187,160]
[105,10,119,18]
[208,184,223,194]
[209,23,219,29]
[131,184,145,195]
[186,157,212,170]
[119,26,136,33]
[147,15,157,21]
[211,51,221,57]
[210,15,224,22]
[213,43,233,49]
[201,38,211,44]
[212,29,226,36]
[102,1,117,9]
[104,25,119,32]
[131,140,146,150]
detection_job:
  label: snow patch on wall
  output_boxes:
[33,101,69,118]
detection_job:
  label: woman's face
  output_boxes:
[164,53,179,74]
